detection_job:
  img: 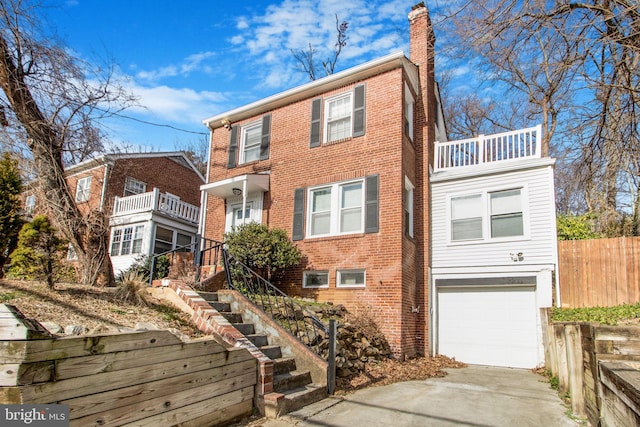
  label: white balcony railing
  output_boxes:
[112,188,200,224]
[434,125,542,171]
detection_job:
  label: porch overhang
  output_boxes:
[200,174,270,199]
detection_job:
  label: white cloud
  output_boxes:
[135,51,217,82]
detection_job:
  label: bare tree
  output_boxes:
[292,14,348,81]
[441,0,640,234]
[0,0,134,285]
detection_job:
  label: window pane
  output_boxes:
[327,94,352,142]
[121,227,133,255]
[338,270,365,287]
[242,124,261,163]
[340,208,362,232]
[312,188,331,211]
[155,226,173,242]
[132,225,144,254]
[451,194,481,219]
[341,183,362,208]
[452,218,483,241]
[311,212,331,235]
[491,213,524,238]
[176,233,192,251]
[304,271,329,288]
[491,190,521,215]
[110,229,122,255]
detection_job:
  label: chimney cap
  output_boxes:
[411,2,425,11]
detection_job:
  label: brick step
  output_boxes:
[260,345,282,360]
[280,384,327,414]
[273,357,297,375]
[220,311,243,323]
[246,333,269,347]
[274,370,312,393]
[232,323,254,335]
[198,291,219,302]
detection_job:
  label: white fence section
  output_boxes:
[113,188,200,224]
[435,125,542,171]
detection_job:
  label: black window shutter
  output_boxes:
[310,98,322,148]
[365,174,379,233]
[227,125,238,169]
[292,188,306,241]
[353,84,366,137]
[260,114,271,160]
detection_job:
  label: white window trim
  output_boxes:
[303,270,330,289]
[110,224,145,257]
[446,185,529,245]
[336,269,366,288]
[75,176,92,203]
[124,177,146,196]
[323,91,353,143]
[404,83,414,142]
[306,179,365,239]
[239,120,262,164]
[224,192,264,233]
[404,176,414,238]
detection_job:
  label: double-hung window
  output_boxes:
[75,176,91,203]
[404,177,414,238]
[308,180,364,238]
[25,195,36,214]
[240,121,262,164]
[404,83,414,141]
[451,194,483,241]
[325,93,352,142]
[450,188,525,242]
[124,177,146,196]
[110,225,144,256]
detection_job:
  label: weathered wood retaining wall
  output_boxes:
[0,305,257,426]
[544,318,640,426]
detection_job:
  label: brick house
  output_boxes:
[200,3,558,366]
[24,152,205,275]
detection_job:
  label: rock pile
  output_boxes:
[305,302,393,378]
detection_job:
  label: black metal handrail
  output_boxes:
[221,249,330,356]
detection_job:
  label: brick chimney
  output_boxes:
[408,1,436,358]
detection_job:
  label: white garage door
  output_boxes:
[437,283,538,369]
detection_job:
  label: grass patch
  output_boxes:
[152,305,184,322]
[550,302,640,325]
[0,291,19,302]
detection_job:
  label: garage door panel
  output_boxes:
[437,285,538,369]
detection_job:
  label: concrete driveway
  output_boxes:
[259,365,581,427]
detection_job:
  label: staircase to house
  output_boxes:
[151,238,334,416]
[197,290,328,415]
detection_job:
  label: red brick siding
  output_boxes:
[204,69,424,356]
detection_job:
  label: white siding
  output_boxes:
[431,162,557,269]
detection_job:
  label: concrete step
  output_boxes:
[281,384,327,414]
[246,333,269,347]
[198,291,219,302]
[273,357,297,375]
[221,312,243,323]
[207,301,231,312]
[232,323,254,335]
[260,345,282,360]
[274,370,312,393]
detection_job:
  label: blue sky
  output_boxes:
[45,0,461,152]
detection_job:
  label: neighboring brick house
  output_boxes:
[200,2,558,366]
[24,152,205,275]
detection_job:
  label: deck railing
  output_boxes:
[434,125,542,171]
[112,188,199,224]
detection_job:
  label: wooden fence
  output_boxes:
[558,236,640,307]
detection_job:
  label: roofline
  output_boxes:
[65,151,205,182]
[203,51,417,130]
